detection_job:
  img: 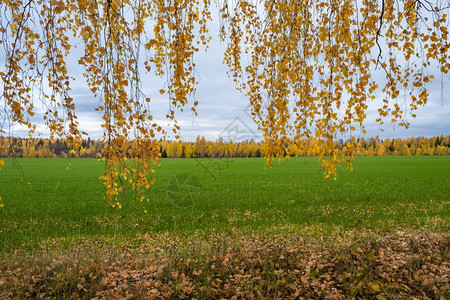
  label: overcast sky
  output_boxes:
[2,12,449,142]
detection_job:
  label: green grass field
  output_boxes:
[0,156,448,252]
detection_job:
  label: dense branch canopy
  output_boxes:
[1,0,449,205]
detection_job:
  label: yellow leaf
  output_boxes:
[145,39,157,50]
[371,283,380,292]
[168,21,177,30]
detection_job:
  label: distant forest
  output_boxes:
[0,135,449,159]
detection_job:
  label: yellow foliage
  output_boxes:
[0,0,449,205]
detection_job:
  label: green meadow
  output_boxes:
[0,156,448,251]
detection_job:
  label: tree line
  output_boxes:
[1,135,448,159]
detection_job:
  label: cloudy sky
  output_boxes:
[3,12,449,142]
